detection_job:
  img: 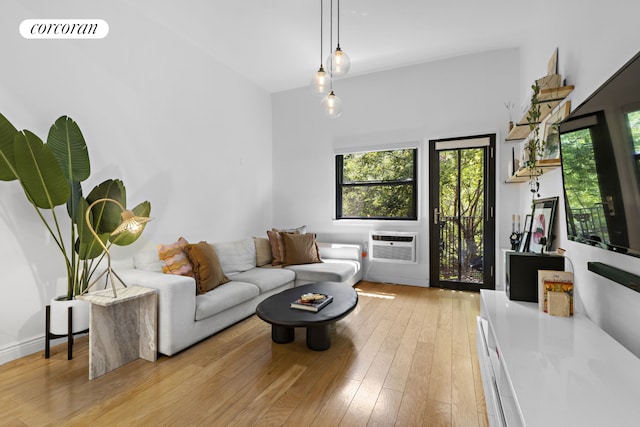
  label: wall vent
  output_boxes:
[369,231,417,264]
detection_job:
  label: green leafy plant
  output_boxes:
[525,81,544,197]
[0,113,150,299]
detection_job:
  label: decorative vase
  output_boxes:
[49,296,90,335]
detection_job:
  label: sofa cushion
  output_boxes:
[158,237,194,277]
[253,237,273,267]
[195,281,260,321]
[285,259,360,283]
[231,267,295,293]
[185,242,230,295]
[212,238,256,275]
[267,228,302,266]
[133,247,163,272]
[281,233,322,266]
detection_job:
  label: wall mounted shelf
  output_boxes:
[505,85,574,141]
[505,159,561,183]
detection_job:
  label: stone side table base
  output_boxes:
[78,286,157,380]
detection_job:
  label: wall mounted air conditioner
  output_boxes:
[369,231,417,264]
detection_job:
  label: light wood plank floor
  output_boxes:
[0,282,488,426]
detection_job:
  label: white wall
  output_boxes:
[515,3,640,356]
[0,1,273,363]
[272,49,521,286]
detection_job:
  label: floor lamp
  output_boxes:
[83,198,151,297]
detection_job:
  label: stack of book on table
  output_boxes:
[290,293,333,312]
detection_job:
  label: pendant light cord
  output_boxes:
[337,0,340,47]
[319,0,323,66]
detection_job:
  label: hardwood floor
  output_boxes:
[0,282,488,426]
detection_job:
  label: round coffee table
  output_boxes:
[256,281,358,351]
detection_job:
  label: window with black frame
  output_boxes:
[335,148,417,220]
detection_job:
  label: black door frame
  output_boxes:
[428,134,496,291]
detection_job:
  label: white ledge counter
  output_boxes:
[477,289,640,427]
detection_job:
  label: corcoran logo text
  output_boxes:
[20,19,109,39]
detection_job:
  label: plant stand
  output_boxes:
[44,305,89,360]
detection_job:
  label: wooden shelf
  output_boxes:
[506,159,561,183]
[505,85,574,141]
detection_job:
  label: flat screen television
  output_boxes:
[559,51,640,258]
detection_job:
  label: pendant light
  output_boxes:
[311,0,330,96]
[320,0,342,118]
[325,0,350,78]
[321,90,342,118]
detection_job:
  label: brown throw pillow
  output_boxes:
[184,242,230,295]
[253,237,273,267]
[266,228,300,266]
[280,233,322,266]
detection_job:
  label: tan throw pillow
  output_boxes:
[253,237,273,267]
[158,237,194,277]
[184,242,230,295]
[266,228,300,266]
[281,232,322,266]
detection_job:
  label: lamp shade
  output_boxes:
[321,91,343,118]
[326,46,350,78]
[311,66,330,97]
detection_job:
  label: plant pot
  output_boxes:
[49,296,90,335]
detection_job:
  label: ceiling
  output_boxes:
[139,0,537,93]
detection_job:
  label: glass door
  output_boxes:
[429,135,496,291]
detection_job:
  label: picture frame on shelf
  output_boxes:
[547,48,559,75]
[518,214,532,252]
[541,101,571,161]
[529,197,558,253]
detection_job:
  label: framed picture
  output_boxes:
[541,101,571,161]
[547,48,558,75]
[528,197,558,253]
[518,214,533,252]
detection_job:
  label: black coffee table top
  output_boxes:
[256,282,358,328]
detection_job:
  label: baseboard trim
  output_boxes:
[0,336,44,366]
[0,334,79,366]
[363,273,428,287]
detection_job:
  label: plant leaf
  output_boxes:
[86,179,126,233]
[67,181,83,222]
[14,130,69,209]
[110,201,151,246]
[0,112,18,181]
[47,116,90,182]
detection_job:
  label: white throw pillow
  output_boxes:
[212,238,256,275]
[133,247,163,272]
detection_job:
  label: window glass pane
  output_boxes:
[342,149,414,183]
[561,128,609,244]
[626,110,640,153]
[341,184,415,218]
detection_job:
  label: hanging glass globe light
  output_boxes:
[326,45,350,77]
[321,90,342,118]
[311,65,330,97]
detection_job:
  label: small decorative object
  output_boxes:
[509,214,521,250]
[504,101,515,131]
[538,270,574,316]
[518,214,533,252]
[529,197,558,253]
[291,293,333,312]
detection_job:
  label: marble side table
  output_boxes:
[77,285,157,380]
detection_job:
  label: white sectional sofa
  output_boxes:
[116,238,361,356]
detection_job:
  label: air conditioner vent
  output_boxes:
[369,231,417,264]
